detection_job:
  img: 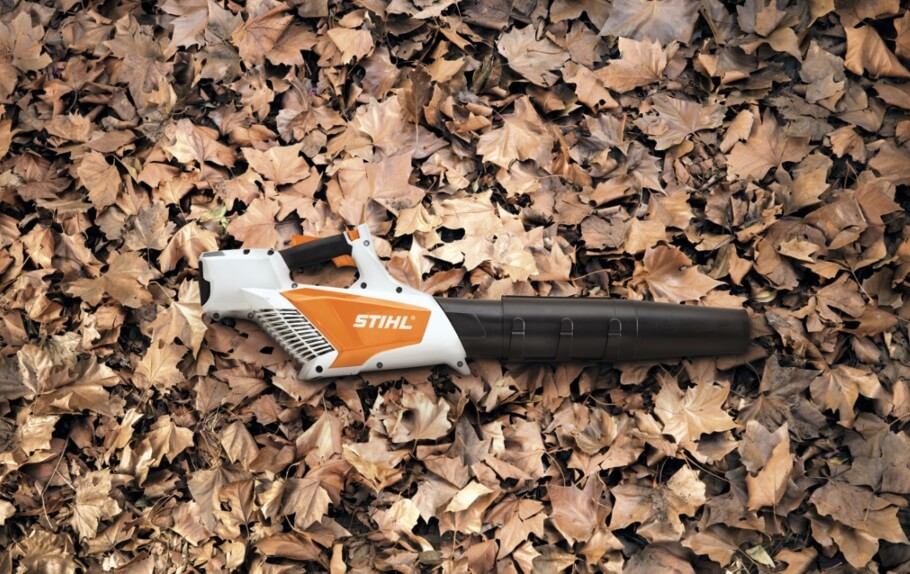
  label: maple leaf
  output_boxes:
[327,27,374,64]
[161,0,209,53]
[124,200,173,251]
[158,222,220,272]
[598,37,675,93]
[810,481,909,568]
[497,25,569,86]
[71,470,121,540]
[242,142,310,185]
[135,340,186,392]
[386,388,453,443]
[67,251,158,308]
[476,97,554,169]
[227,197,281,248]
[744,422,793,510]
[655,378,738,445]
[0,12,52,100]
[844,23,910,79]
[171,501,213,546]
[809,365,885,427]
[220,421,258,466]
[599,0,699,45]
[547,476,610,544]
[488,497,546,559]
[562,62,619,110]
[440,480,499,535]
[896,12,910,59]
[163,119,235,169]
[77,151,122,210]
[148,280,207,357]
[343,438,409,493]
[632,246,724,304]
[635,95,725,150]
[727,110,812,180]
[231,4,292,65]
[609,466,706,542]
[13,414,59,454]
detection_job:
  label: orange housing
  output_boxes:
[281,287,431,368]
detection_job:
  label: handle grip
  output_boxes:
[437,297,750,363]
[279,234,353,270]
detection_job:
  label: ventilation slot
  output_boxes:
[251,309,334,365]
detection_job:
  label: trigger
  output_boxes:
[290,235,357,268]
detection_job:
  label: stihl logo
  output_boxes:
[353,314,414,330]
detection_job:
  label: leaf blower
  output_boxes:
[199,224,750,380]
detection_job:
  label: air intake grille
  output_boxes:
[252,309,334,365]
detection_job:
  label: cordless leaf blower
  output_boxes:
[199,224,750,380]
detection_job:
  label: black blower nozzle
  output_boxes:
[437,297,750,363]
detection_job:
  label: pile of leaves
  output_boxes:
[1,0,910,571]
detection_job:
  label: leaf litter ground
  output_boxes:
[1,0,910,572]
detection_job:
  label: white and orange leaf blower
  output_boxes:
[199,224,750,380]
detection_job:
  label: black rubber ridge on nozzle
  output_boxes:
[436,297,750,363]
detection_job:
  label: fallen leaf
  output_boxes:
[497,25,569,86]
[476,97,554,169]
[281,477,332,529]
[655,378,738,445]
[727,110,812,180]
[242,142,310,185]
[633,246,724,304]
[67,251,159,308]
[844,23,910,79]
[72,470,121,540]
[599,0,699,45]
[548,476,609,544]
[327,27,374,64]
[745,423,793,509]
[231,4,292,66]
[77,152,122,210]
[387,388,452,443]
[598,37,675,93]
[609,466,707,542]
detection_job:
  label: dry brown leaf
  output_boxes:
[844,23,910,79]
[163,119,235,169]
[386,388,452,443]
[0,12,52,99]
[67,251,158,308]
[343,438,408,493]
[548,476,609,544]
[135,341,186,392]
[744,423,793,509]
[77,151,122,210]
[497,25,569,86]
[599,37,675,93]
[633,246,724,304]
[476,97,554,169]
[281,477,331,529]
[124,200,173,251]
[600,0,699,45]
[810,365,885,427]
[327,27,374,64]
[242,142,310,185]
[810,481,908,568]
[227,197,281,248]
[655,378,738,445]
[635,95,724,150]
[72,470,121,540]
[727,110,811,180]
[609,466,706,542]
[231,4,292,66]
